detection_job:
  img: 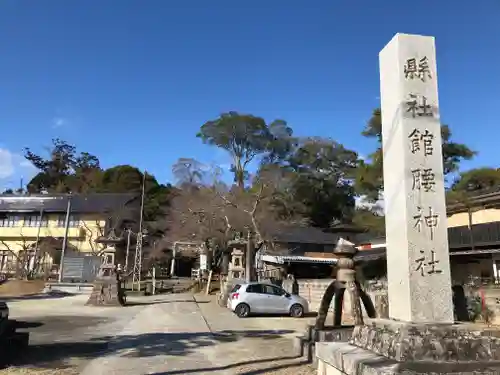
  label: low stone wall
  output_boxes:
[298,279,331,313]
[297,279,385,316]
[44,282,94,294]
[298,278,500,322]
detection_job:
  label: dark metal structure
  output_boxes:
[315,239,376,330]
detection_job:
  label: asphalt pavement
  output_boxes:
[5,294,144,373]
[80,294,314,374]
[3,293,314,375]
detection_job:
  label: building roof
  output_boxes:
[447,186,500,214]
[0,193,139,214]
[261,254,338,265]
[354,247,500,261]
[261,225,341,245]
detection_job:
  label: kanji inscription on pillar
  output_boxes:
[380,33,454,323]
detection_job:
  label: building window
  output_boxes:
[0,215,21,227]
[57,214,80,228]
[23,214,49,228]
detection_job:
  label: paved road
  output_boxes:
[5,293,315,374]
[81,294,314,375]
[5,294,145,374]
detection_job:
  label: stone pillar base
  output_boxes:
[350,318,500,362]
[86,278,125,306]
[294,324,355,364]
[316,342,500,375]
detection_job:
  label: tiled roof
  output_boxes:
[353,247,500,261]
[354,248,386,261]
[261,254,338,264]
[261,225,341,245]
[0,193,139,214]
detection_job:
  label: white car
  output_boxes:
[227,282,309,318]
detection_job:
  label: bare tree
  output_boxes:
[1,234,37,279]
[172,157,206,186]
[167,184,229,244]
[165,161,307,282]
[0,233,68,280]
[80,220,107,255]
[216,164,306,245]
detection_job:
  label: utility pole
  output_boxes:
[32,206,44,276]
[132,171,146,291]
[58,195,72,283]
[245,231,254,283]
[124,229,131,272]
[152,266,156,295]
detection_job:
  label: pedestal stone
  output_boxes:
[316,342,500,375]
[350,319,500,362]
[86,264,125,306]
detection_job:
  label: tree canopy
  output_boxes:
[20,139,174,235]
[451,168,500,193]
[197,112,295,188]
[275,137,359,228]
[355,108,476,201]
[1,106,482,242]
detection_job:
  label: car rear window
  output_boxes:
[230,284,241,293]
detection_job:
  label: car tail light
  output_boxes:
[231,293,239,300]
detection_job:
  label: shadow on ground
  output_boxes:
[247,312,317,318]
[14,321,45,329]
[152,355,311,374]
[0,291,75,302]
[125,300,210,307]
[9,327,295,371]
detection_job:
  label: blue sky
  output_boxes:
[1,0,499,190]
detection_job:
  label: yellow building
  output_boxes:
[356,187,500,285]
[446,188,500,284]
[447,188,500,227]
[0,193,138,277]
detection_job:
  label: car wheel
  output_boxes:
[235,303,250,318]
[290,304,304,318]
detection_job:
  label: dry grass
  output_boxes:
[0,280,46,297]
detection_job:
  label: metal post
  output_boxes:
[125,229,131,272]
[58,196,72,283]
[32,206,44,275]
[152,267,156,295]
[132,171,146,291]
[132,233,143,291]
[170,242,177,277]
[246,231,253,283]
